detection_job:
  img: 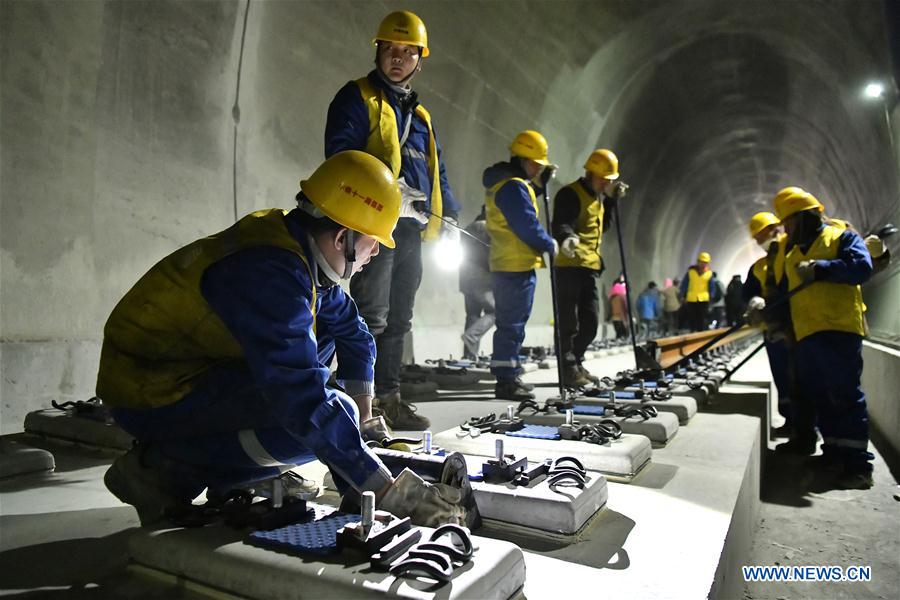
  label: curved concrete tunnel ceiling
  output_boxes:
[541,0,898,286]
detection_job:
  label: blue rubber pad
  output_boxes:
[505,424,560,440]
[573,405,607,416]
[627,381,658,388]
[249,512,360,555]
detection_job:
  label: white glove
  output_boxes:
[604,180,629,200]
[561,236,578,258]
[360,415,392,445]
[379,468,466,527]
[442,218,461,243]
[397,177,429,225]
[548,239,559,259]
[864,235,886,259]
[744,296,766,326]
[795,260,818,283]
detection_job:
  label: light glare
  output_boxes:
[864,82,884,99]
[434,238,463,271]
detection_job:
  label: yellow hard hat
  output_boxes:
[698,251,711,263]
[509,130,550,165]
[373,11,429,57]
[584,149,619,180]
[300,151,401,248]
[773,186,824,220]
[748,212,780,237]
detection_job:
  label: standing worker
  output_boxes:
[608,278,630,339]
[551,149,626,387]
[709,272,726,327]
[743,211,793,435]
[459,206,494,360]
[484,130,558,400]
[325,11,461,430]
[661,278,682,333]
[98,152,467,526]
[635,282,662,339]
[725,274,746,326]
[766,188,873,488]
[680,252,716,331]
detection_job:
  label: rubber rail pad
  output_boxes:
[613,391,637,399]
[248,512,360,556]
[572,405,607,416]
[505,424,561,440]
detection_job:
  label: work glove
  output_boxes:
[441,217,461,244]
[864,234,886,259]
[604,180,629,200]
[379,468,467,527]
[532,163,558,190]
[795,260,818,283]
[546,238,559,259]
[561,236,578,258]
[397,177,429,225]
[744,296,766,327]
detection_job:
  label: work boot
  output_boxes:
[377,391,430,431]
[834,469,874,490]
[578,365,601,385]
[514,376,535,391]
[774,437,817,456]
[771,423,792,438]
[495,379,535,401]
[562,364,591,388]
[104,445,195,527]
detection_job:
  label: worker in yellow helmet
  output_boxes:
[99,152,466,526]
[767,186,874,489]
[679,251,717,331]
[484,130,559,400]
[742,211,794,436]
[551,149,628,387]
[324,11,460,430]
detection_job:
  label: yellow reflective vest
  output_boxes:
[355,76,443,241]
[555,180,603,270]
[686,267,712,302]
[485,177,545,272]
[97,210,316,409]
[785,224,866,342]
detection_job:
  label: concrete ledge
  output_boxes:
[0,439,55,478]
[24,409,133,451]
[862,340,900,459]
[128,506,526,600]
[434,429,651,482]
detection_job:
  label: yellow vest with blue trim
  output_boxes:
[355,76,443,241]
[785,224,866,342]
[555,180,603,270]
[485,177,545,272]
[686,267,712,302]
[97,209,316,409]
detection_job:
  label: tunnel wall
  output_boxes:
[2,1,897,432]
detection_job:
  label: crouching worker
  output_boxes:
[97,151,466,526]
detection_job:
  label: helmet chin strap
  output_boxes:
[341,230,357,280]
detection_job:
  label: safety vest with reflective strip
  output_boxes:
[355,77,443,241]
[785,224,866,342]
[555,180,603,270]
[97,209,316,409]
[686,267,712,302]
[485,177,545,272]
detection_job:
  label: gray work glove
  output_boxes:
[561,236,578,258]
[744,296,766,327]
[379,468,466,527]
[795,260,818,283]
[604,180,629,200]
[864,235,886,259]
[360,415,412,451]
[397,177,429,225]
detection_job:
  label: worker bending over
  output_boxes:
[98,152,466,526]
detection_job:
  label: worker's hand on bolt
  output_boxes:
[397,177,429,225]
[379,468,466,527]
[441,217,461,244]
[795,260,818,283]
[360,415,393,444]
[561,236,578,258]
